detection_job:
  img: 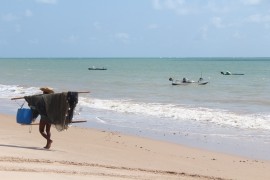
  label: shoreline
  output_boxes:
[4,93,270,162]
[0,113,270,179]
[78,117,270,161]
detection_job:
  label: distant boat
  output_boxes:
[88,66,107,70]
[221,71,244,75]
[169,77,208,86]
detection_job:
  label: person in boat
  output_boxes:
[183,77,187,83]
[221,71,232,75]
[39,87,54,149]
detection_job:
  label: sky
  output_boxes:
[0,0,270,57]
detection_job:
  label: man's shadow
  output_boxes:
[0,144,53,151]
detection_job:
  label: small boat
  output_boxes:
[88,66,107,70]
[221,71,244,75]
[169,77,208,86]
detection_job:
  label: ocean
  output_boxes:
[0,57,270,160]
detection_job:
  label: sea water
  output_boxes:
[0,58,269,160]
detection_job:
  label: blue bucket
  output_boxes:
[16,108,32,124]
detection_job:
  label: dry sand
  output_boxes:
[0,114,269,180]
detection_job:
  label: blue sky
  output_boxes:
[1,0,270,57]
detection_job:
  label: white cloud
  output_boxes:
[25,10,33,17]
[152,0,266,16]
[211,16,237,29]
[115,33,130,43]
[199,26,208,40]
[36,0,58,4]
[152,0,162,10]
[64,35,79,44]
[2,10,33,23]
[247,14,270,23]
[15,24,21,33]
[28,39,39,44]
[233,31,244,39]
[164,0,185,10]
[2,13,19,22]
[194,25,208,41]
[242,0,262,5]
[147,23,159,30]
[0,40,8,46]
[152,0,193,15]
[212,17,225,28]
[93,22,101,29]
[206,1,231,13]
[265,23,270,29]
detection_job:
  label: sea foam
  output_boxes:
[78,97,270,131]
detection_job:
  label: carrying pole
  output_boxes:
[20,120,87,125]
[11,97,25,100]
[11,91,90,100]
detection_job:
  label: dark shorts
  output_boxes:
[40,115,51,123]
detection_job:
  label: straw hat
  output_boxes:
[40,87,54,94]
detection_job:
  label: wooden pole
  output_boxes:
[20,120,87,125]
[70,120,88,123]
[11,91,90,100]
[11,97,25,100]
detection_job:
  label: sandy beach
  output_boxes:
[0,114,269,180]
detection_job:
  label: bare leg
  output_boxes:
[44,123,52,149]
[39,119,52,149]
[39,119,47,140]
